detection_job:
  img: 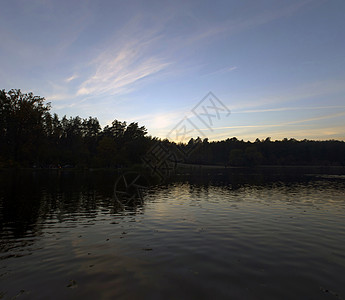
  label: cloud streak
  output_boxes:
[226,79,345,111]
[66,75,78,82]
[209,125,345,142]
[77,33,171,96]
[236,105,345,114]
[74,1,312,99]
[195,110,345,132]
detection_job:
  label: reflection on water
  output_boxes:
[1,167,345,299]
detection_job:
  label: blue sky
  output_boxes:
[1,0,344,141]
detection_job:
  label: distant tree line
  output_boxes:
[1,89,344,168]
[185,137,345,166]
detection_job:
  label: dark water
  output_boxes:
[1,167,345,299]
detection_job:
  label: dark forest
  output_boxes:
[1,89,345,168]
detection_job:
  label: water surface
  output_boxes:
[1,168,345,299]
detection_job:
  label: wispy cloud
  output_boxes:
[196,110,345,132]
[77,33,171,96]
[236,105,345,114]
[50,1,316,103]
[226,79,345,111]
[284,111,345,125]
[183,0,314,46]
[46,93,70,101]
[149,107,345,141]
[203,66,238,77]
[66,74,78,82]
[75,0,312,99]
[208,125,345,142]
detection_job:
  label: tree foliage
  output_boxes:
[0,89,151,167]
[1,89,345,168]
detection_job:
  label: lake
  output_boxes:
[1,167,345,299]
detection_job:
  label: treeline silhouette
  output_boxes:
[1,89,344,168]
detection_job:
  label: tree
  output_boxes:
[229,149,245,166]
[0,89,51,165]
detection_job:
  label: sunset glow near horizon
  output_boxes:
[1,0,344,142]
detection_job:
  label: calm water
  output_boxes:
[1,168,345,299]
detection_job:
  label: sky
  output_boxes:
[1,0,345,142]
